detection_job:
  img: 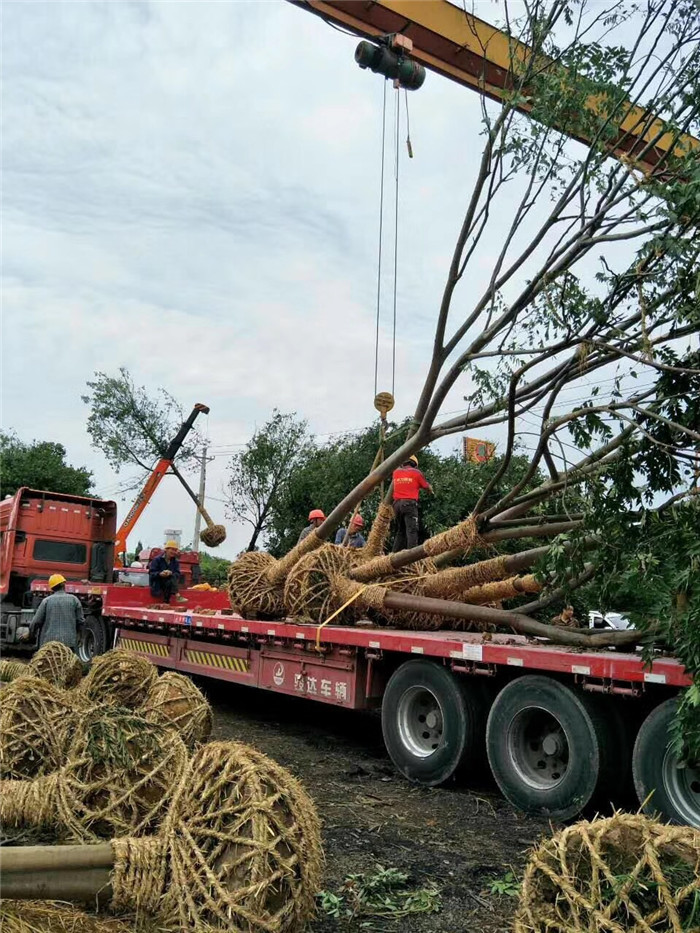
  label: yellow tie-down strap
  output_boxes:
[183,649,250,673]
[118,637,170,658]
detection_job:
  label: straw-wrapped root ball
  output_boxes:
[227,550,285,617]
[514,812,700,933]
[29,640,84,689]
[144,671,212,748]
[113,740,324,932]
[0,677,74,779]
[0,707,189,842]
[79,648,157,709]
[200,523,226,547]
[283,544,362,624]
[0,900,131,933]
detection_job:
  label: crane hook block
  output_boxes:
[355,40,426,91]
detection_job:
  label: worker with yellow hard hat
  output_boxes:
[26,573,84,652]
[148,540,183,604]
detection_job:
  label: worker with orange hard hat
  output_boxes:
[149,540,182,604]
[335,513,366,548]
[392,453,433,552]
[26,573,84,652]
[297,508,326,544]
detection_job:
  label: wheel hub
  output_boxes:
[507,707,570,789]
[662,748,700,827]
[397,685,444,758]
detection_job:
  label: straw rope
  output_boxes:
[77,649,158,709]
[0,659,29,683]
[284,544,363,624]
[362,501,395,558]
[28,641,84,689]
[0,707,188,842]
[143,672,212,749]
[267,529,324,585]
[421,554,509,599]
[514,813,700,933]
[0,677,74,780]
[112,740,323,932]
[227,551,286,618]
[459,573,541,605]
[422,515,480,557]
[0,900,131,933]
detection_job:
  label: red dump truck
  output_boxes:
[0,488,227,660]
[95,586,697,828]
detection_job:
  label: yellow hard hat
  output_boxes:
[48,573,66,590]
[164,540,179,550]
[408,454,419,466]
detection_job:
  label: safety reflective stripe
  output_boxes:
[184,649,249,673]
[118,637,169,657]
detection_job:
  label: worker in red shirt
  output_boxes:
[392,454,433,551]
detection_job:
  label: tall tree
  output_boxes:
[82,368,202,490]
[225,411,311,552]
[0,431,93,498]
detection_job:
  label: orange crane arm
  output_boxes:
[113,403,210,561]
[288,0,698,172]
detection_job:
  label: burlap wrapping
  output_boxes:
[422,515,479,557]
[200,523,226,547]
[0,900,131,933]
[112,740,323,933]
[0,707,188,842]
[28,641,84,689]
[515,813,700,933]
[421,555,509,599]
[0,677,74,780]
[78,649,158,709]
[143,672,212,748]
[362,501,395,558]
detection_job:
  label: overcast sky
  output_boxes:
[5,0,658,561]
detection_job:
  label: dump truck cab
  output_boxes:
[0,487,117,645]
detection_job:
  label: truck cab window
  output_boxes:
[33,540,87,563]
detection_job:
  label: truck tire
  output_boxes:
[381,660,487,786]
[633,698,700,828]
[486,675,617,820]
[78,615,110,663]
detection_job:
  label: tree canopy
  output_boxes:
[82,368,203,489]
[0,431,93,499]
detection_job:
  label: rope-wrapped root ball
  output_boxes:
[0,677,74,779]
[144,672,212,748]
[514,812,700,933]
[0,900,131,933]
[227,551,286,618]
[113,740,324,932]
[284,544,362,624]
[0,659,29,683]
[79,648,158,709]
[200,523,226,548]
[29,640,84,689]
[0,707,188,842]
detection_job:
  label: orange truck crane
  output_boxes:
[113,402,210,565]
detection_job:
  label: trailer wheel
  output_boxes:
[486,675,615,820]
[633,698,700,828]
[381,660,486,786]
[78,615,109,662]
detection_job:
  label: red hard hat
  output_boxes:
[308,509,326,521]
[351,514,364,527]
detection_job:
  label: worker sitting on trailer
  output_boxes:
[334,514,366,548]
[26,574,84,652]
[149,540,182,604]
[392,455,433,551]
[297,508,326,544]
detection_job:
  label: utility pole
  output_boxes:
[193,446,208,546]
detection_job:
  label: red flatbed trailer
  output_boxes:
[104,593,699,828]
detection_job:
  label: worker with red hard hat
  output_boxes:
[392,454,433,551]
[335,513,366,548]
[297,508,326,544]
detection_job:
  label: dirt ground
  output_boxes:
[205,680,551,933]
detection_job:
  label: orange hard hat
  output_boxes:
[308,509,326,522]
[351,514,364,527]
